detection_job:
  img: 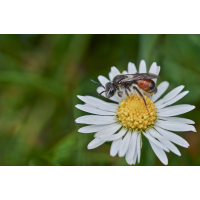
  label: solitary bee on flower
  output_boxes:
[91,72,159,112]
[75,60,196,165]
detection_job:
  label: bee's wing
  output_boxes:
[119,73,159,83]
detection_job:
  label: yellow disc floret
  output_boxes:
[116,94,157,132]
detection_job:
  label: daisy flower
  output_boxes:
[75,60,196,165]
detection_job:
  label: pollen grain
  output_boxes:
[116,94,157,132]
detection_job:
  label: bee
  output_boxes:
[91,73,159,112]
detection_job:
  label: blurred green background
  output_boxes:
[0,34,199,166]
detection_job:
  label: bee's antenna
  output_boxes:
[98,91,105,96]
[91,79,105,89]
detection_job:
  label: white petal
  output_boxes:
[149,63,160,83]
[81,95,118,108]
[149,128,181,156]
[156,91,189,109]
[97,86,121,103]
[154,126,189,147]
[149,62,157,74]
[118,132,131,157]
[75,104,115,115]
[156,120,196,132]
[75,115,117,125]
[148,128,166,140]
[157,104,195,117]
[158,117,195,125]
[98,75,109,87]
[86,96,118,107]
[128,62,137,74]
[143,131,169,152]
[109,72,113,81]
[149,141,168,165]
[139,60,147,73]
[151,81,169,102]
[154,65,160,84]
[156,66,160,76]
[137,133,141,163]
[159,139,181,156]
[94,123,121,138]
[114,94,127,102]
[132,147,138,165]
[99,128,127,141]
[122,70,128,74]
[83,103,94,107]
[162,85,184,102]
[111,66,120,77]
[77,95,117,112]
[125,158,133,165]
[125,132,137,161]
[110,139,122,157]
[78,123,117,133]
[154,99,165,107]
[87,138,105,149]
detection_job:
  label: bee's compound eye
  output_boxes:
[109,87,115,97]
[105,83,116,98]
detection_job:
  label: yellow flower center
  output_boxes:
[116,94,157,132]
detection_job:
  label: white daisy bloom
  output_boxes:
[75,60,196,165]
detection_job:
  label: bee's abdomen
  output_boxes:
[149,80,157,93]
[137,79,151,92]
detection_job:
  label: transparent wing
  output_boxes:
[119,73,159,83]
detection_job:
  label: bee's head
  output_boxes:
[105,82,116,98]
[90,79,116,98]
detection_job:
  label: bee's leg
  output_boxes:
[125,89,129,97]
[117,90,123,97]
[125,85,132,95]
[133,86,149,113]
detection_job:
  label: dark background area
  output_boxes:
[0,34,199,166]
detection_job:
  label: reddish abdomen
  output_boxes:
[137,80,151,92]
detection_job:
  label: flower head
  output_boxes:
[75,60,196,165]
[117,94,157,131]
